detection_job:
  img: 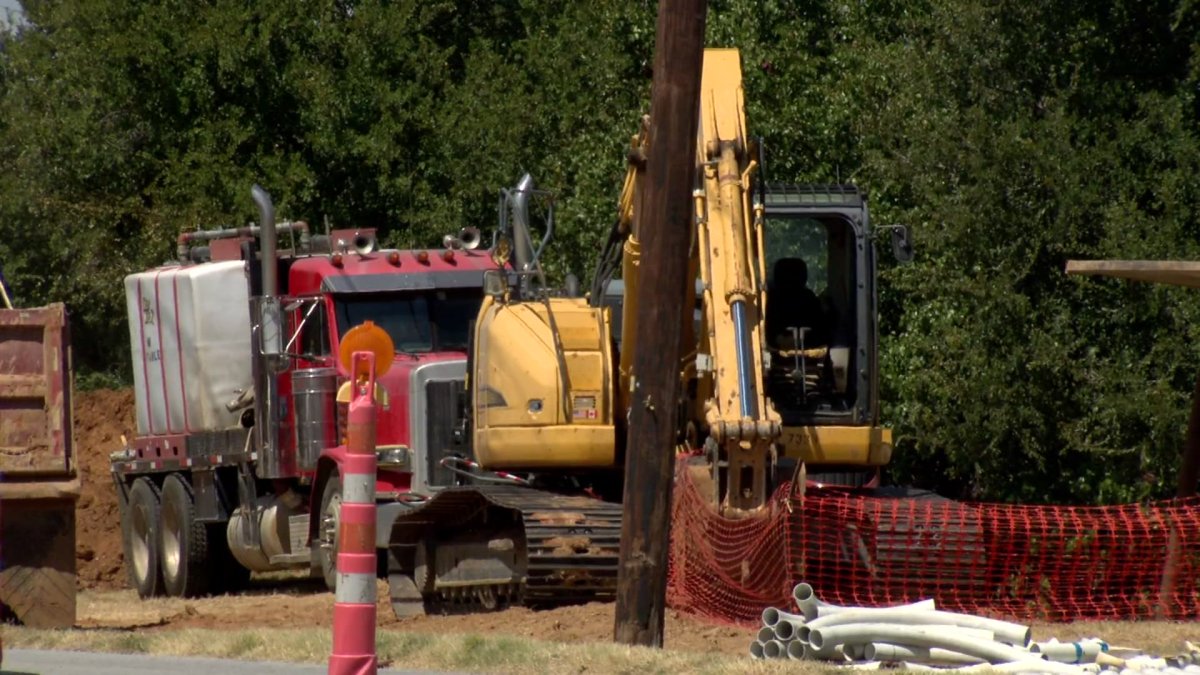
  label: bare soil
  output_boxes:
[73,388,136,591]
[75,582,751,656]
[69,583,1200,659]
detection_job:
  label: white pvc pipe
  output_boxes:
[807,624,1081,674]
[865,642,986,665]
[750,640,764,659]
[764,639,787,659]
[793,582,936,620]
[903,662,1089,674]
[804,607,1029,646]
[1033,641,1104,664]
[800,622,993,647]
[773,618,805,641]
[762,606,806,627]
[808,644,847,661]
[816,599,938,617]
[821,625,995,648]
[757,626,774,643]
[787,640,806,661]
[793,582,833,620]
[844,643,864,661]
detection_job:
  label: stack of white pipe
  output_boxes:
[748,582,1111,674]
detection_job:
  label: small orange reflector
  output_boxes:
[387,251,401,265]
[417,251,430,264]
[331,253,343,267]
[442,250,455,262]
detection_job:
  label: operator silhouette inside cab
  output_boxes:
[767,258,827,349]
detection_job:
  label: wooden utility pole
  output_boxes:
[1157,370,1200,618]
[613,0,707,648]
[1176,374,1200,499]
[1066,260,1200,618]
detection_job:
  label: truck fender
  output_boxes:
[309,448,414,552]
[308,449,345,546]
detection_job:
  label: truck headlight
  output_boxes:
[376,445,411,469]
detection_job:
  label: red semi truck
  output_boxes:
[110,186,499,601]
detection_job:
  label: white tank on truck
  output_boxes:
[124,261,252,435]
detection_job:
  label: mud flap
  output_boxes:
[0,497,76,628]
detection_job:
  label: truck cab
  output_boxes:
[278,241,500,587]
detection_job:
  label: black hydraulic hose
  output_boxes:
[589,217,627,306]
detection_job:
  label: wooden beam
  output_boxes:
[1065,260,1200,289]
[612,0,707,649]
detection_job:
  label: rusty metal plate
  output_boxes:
[0,304,72,476]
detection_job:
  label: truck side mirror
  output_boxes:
[890,225,914,263]
[260,298,283,357]
[483,270,509,298]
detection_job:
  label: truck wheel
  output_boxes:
[124,478,165,598]
[159,474,210,598]
[317,474,342,592]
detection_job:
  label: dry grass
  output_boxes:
[5,620,1200,674]
[13,588,1200,674]
[0,626,824,675]
[1029,620,1200,656]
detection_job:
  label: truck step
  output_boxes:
[268,551,312,565]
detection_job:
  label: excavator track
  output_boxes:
[485,487,622,605]
[384,485,622,614]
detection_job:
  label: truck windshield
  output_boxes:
[333,290,480,353]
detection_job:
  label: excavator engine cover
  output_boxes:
[471,295,618,470]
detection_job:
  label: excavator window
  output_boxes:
[763,214,859,418]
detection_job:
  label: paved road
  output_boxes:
[1,649,459,675]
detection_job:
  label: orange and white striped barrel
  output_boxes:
[329,351,378,675]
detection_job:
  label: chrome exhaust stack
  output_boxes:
[250,185,288,478]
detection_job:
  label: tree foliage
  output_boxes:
[1,0,1198,503]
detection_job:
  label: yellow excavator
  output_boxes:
[379,47,911,615]
[470,48,911,514]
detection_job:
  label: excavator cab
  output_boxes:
[762,184,874,430]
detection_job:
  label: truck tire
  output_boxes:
[159,474,210,598]
[124,478,165,598]
[317,474,342,592]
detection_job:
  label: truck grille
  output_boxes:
[425,379,465,487]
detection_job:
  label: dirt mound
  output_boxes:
[73,388,136,591]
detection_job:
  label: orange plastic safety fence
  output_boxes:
[667,464,1200,625]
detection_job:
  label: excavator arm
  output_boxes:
[609,49,781,512]
[689,49,781,511]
